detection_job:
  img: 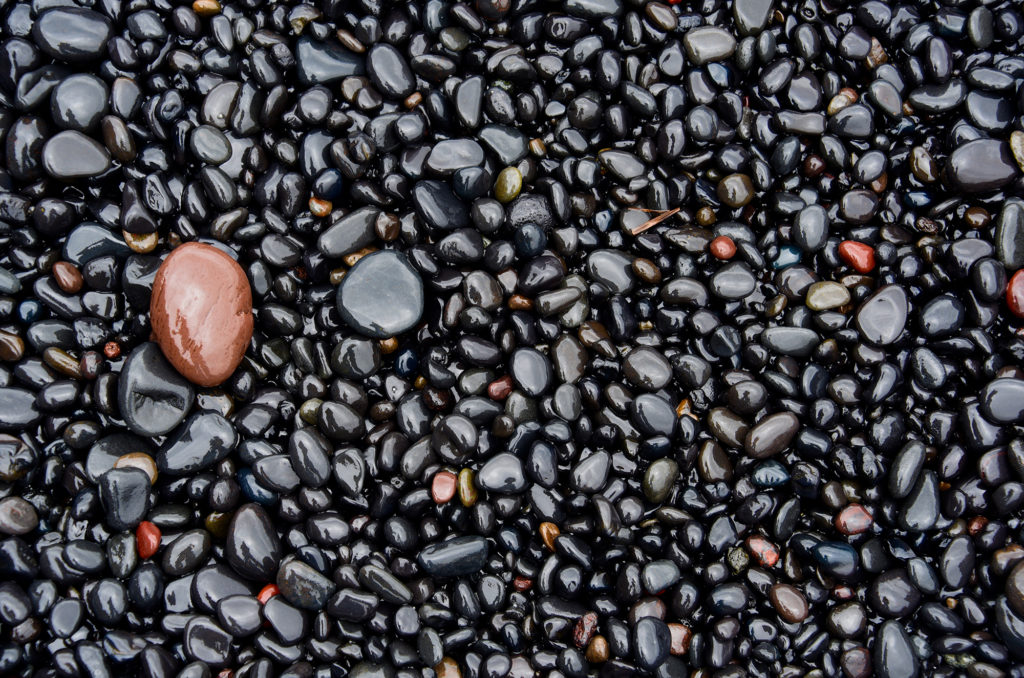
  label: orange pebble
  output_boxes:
[258,584,279,604]
[709,236,736,260]
[103,341,121,359]
[136,521,161,559]
[838,240,875,273]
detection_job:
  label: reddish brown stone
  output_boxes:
[52,262,82,293]
[745,534,779,567]
[136,521,161,559]
[841,647,871,678]
[838,240,875,273]
[709,235,736,260]
[512,576,532,591]
[1008,270,1024,318]
[835,504,873,535]
[432,471,456,504]
[103,341,120,359]
[770,583,809,623]
[258,584,279,604]
[574,612,598,647]
[488,376,513,400]
[668,624,692,655]
[150,242,254,387]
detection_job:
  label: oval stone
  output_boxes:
[336,250,424,339]
[151,243,253,387]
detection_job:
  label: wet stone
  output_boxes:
[855,285,908,345]
[118,342,195,437]
[33,8,113,62]
[366,43,415,99]
[417,536,489,577]
[623,347,671,390]
[157,412,237,476]
[42,131,110,180]
[150,242,253,387]
[0,497,37,535]
[336,250,424,339]
[948,139,1019,192]
[478,454,526,494]
[296,36,364,85]
[277,558,336,610]
[51,74,107,131]
[226,504,282,581]
[684,27,737,65]
[98,468,151,531]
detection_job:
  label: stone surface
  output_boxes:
[150,242,254,387]
[336,250,424,338]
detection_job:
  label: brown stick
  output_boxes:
[629,207,680,235]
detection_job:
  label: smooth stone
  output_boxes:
[572,451,610,493]
[711,262,756,299]
[98,468,150,531]
[157,412,237,476]
[855,285,907,345]
[477,453,527,493]
[734,0,773,35]
[996,597,1024,660]
[190,125,231,164]
[478,124,528,166]
[996,203,1024,269]
[874,620,919,678]
[899,471,939,532]
[318,206,379,257]
[806,282,850,310]
[412,180,470,230]
[684,27,737,64]
[184,617,233,667]
[418,536,489,577]
[295,36,364,85]
[623,347,671,390]
[770,583,808,623]
[50,73,107,131]
[761,327,820,357]
[366,43,415,99]
[586,250,634,294]
[42,131,110,180]
[226,504,282,581]
[0,389,40,430]
[509,348,552,396]
[744,412,799,459]
[33,8,112,62]
[426,139,484,176]
[163,530,211,576]
[151,242,254,387]
[948,139,1019,192]
[634,617,670,671]
[118,342,195,437]
[644,458,678,504]
[63,223,132,265]
[336,250,424,339]
[277,558,336,610]
[982,379,1024,424]
[0,497,38,535]
[216,595,261,637]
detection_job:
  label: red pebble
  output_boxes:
[709,236,736,260]
[838,240,875,273]
[513,576,532,591]
[136,521,161,559]
[487,375,513,400]
[431,471,457,504]
[103,341,120,359]
[745,534,779,567]
[573,612,598,647]
[1007,270,1024,317]
[835,504,873,535]
[258,584,279,604]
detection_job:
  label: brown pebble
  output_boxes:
[770,583,809,623]
[668,623,692,655]
[709,235,737,260]
[150,242,254,387]
[585,636,609,663]
[343,246,376,267]
[309,197,332,217]
[487,376,513,400]
[964,206,990,229]
[379,337,398,354]
[539,522,560,551]
[103,341,120,359]
[631,257,661,283]
[52,262,83,293]
[124,230,157,254]
[0,330,24,362]
[835,504,873,535]
[508,294,532,310]
[573,612,598,647]
[803,154,826,177]
[434,658,460,678]
[336,29,365,53]
[841,647,872,678]
[192,0,221,15]
[404,92,423,109]
[43,347,81,378]
[114,453,158,484]
[375,212,400,241]
[696,206,716,226]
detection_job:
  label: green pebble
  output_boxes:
[495,167,522,203]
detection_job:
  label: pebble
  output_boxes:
[118,342,195,437]
[98,468,150,531]
[336,250,424,339]
[32,8,113,62]
[41,131,110,180]
[855,285,908,345]
[226,504,282,581]
[0,497,37,535]
[150,243,253,387]
[417,537,489,577]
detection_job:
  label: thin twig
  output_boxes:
[629,207,680,235]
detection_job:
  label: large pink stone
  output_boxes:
[150,242,253,387]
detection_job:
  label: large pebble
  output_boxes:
[33,8,113,62]
[150,242,253,387]
[118,342,195,437]
[336,250,424,338]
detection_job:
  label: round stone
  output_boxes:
[336,250,424,339]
